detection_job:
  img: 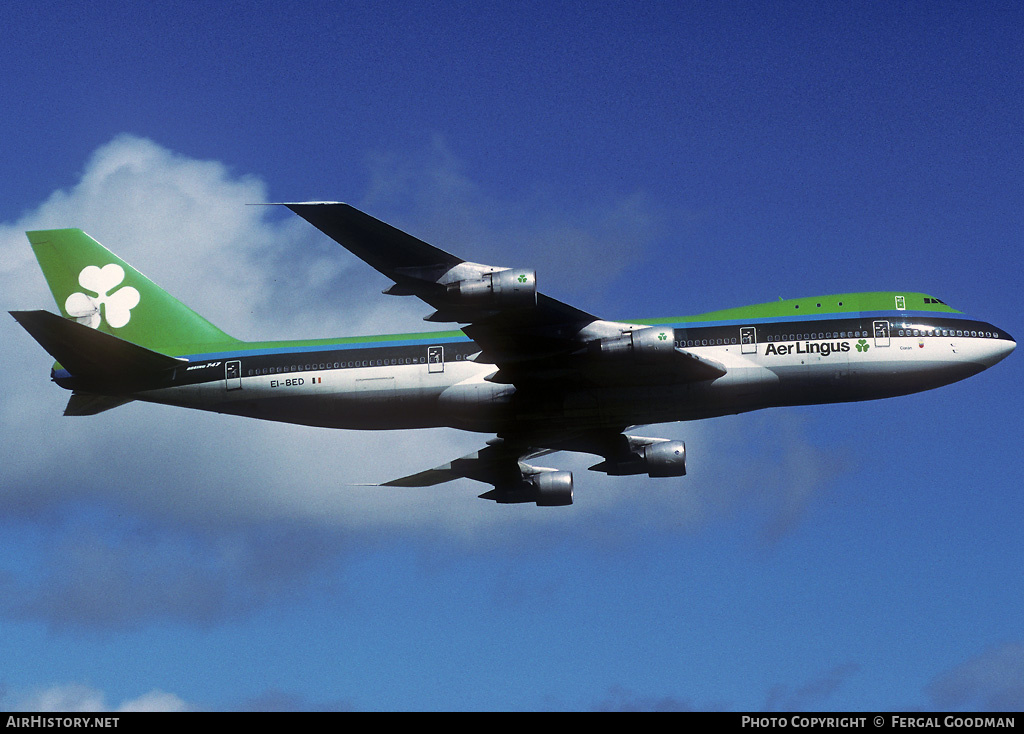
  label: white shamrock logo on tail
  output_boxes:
[65,264,140,329]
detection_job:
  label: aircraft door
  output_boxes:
[740,327,757,354]
[873,320,890,347]
[427,346,444,373]
[225,360,242,390]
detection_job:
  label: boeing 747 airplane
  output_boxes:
[11,203,1015,505]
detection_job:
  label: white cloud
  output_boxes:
[115,690,190,713]
[7,683,188,712]
[1,134,399,341]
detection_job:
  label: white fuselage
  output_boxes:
[133,313,1015,435]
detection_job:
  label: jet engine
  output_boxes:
[590,439,686,478]
[530,470,574,506]
[480,469,574,506]
[592,326,676,360]
[642,440,687,477]
[446,268,537,308]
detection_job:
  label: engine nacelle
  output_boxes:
[592,326,676,360]
[447,268,537,308]
[642,440,687,477]
[590,439,687,478]
[530,470,574,506]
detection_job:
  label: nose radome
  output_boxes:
[980,328,1015,368]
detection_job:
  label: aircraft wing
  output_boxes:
[283,202,598,365]
[283,202,464,284]
[284,203,725,382]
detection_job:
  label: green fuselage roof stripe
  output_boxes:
[639,291,959,326]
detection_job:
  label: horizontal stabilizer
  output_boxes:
[10,310,182,389]
[64,392,136,416]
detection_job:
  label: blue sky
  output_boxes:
[1,1,1022,712]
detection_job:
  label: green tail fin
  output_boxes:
[26,229,240,355]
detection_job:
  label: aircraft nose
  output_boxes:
[980,326,1015,368]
